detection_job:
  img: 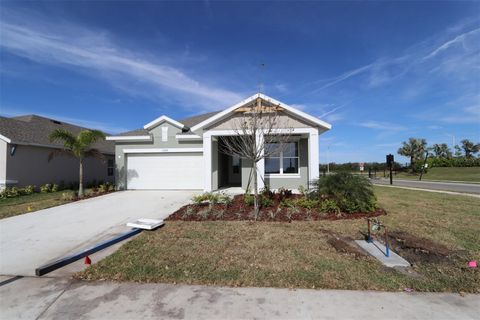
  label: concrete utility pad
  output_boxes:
[355,240,411,268]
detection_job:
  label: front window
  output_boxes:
[265,142,299,175]
[107,159,114,176]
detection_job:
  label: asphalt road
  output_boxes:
[373,178,480,194]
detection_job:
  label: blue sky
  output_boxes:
[1,1,479,164]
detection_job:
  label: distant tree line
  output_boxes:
[319,161,403,173]
[398,138,480,172]
[320,138,479,174]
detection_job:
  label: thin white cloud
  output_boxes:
[318,104,347,123]
[440,104,480,124]
[375,142,400,148]
[423,27,480,60]
[313,64,374,92]
[0,10,242,109]
[290,104,306,110]
[312,22,480,93]
[360,121,407,132]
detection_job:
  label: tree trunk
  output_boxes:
[253,162,259,220]
[410,156,415,172]
[78,158,84,198]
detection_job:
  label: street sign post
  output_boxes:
[386,154,394,185]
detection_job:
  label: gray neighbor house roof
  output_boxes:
[0,115,114,154]
[118,110,222,137]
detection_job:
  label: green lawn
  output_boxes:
[0,189,103,219]
[0,191,71,219]
[77,187,480,293]
[395,167,480,183]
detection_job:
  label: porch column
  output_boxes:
[308,129,319,187]
[203,134,212,192]
[256,131,265,191]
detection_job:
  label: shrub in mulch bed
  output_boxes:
[167,194,386,222]
[62,190,115,202]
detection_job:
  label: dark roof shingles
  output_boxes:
[0,115,114,154]
[118,110,222,137]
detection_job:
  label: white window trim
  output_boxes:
[265,174,301,179]
[176,134,202,140]
[161,126,168,142]
[123,148,203,154]
[106,135,152,142]
[265,141,300,176]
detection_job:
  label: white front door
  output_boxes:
[126,153,204,190]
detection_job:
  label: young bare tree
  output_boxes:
[219,97,293,219]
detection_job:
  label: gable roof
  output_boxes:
[143,115,185,130]
[112,94,332,138]
[179,111,222,129]
[190,93,332,132]
[0,115,114,154]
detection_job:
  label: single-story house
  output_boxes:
[107,93,331,191]
[0,115,115,189]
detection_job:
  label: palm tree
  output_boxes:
[460,139,480,158]
[48,129,106,197]
[397,138,427,171]
[432,143,452,158]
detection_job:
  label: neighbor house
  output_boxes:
[107,94,331,191]
[0,115,115,189]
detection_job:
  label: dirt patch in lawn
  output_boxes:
[387,231,463,264]
[167,194,386,222]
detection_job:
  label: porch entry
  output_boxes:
[218,137,242,188]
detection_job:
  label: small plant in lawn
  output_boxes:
[1,187,18,198]
[266,209,276,220]
[260,185,274,199]
[280,198,295,208]
[278,187,293,201]
[197,207,211,219]
[182,206,196,219]
[286,206,298,221]
[192,192,222,205]
[294,198,320,210]
[99,182,112,193]
[260,195,274,208]
[23,185,35,195]
[62,190,76,201]
[244,193,255,206]
[220,194,233,206]
[215,209,225,219]
[319,199,340,214]
[305,210,313,221]
[40,184,52,193]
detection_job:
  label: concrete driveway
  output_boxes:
[0,190,196,277]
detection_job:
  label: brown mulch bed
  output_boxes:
[387,231,464,264]
[71,190,115,202]
[167,194,386,222]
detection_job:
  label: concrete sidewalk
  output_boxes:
[1,277,478,320]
